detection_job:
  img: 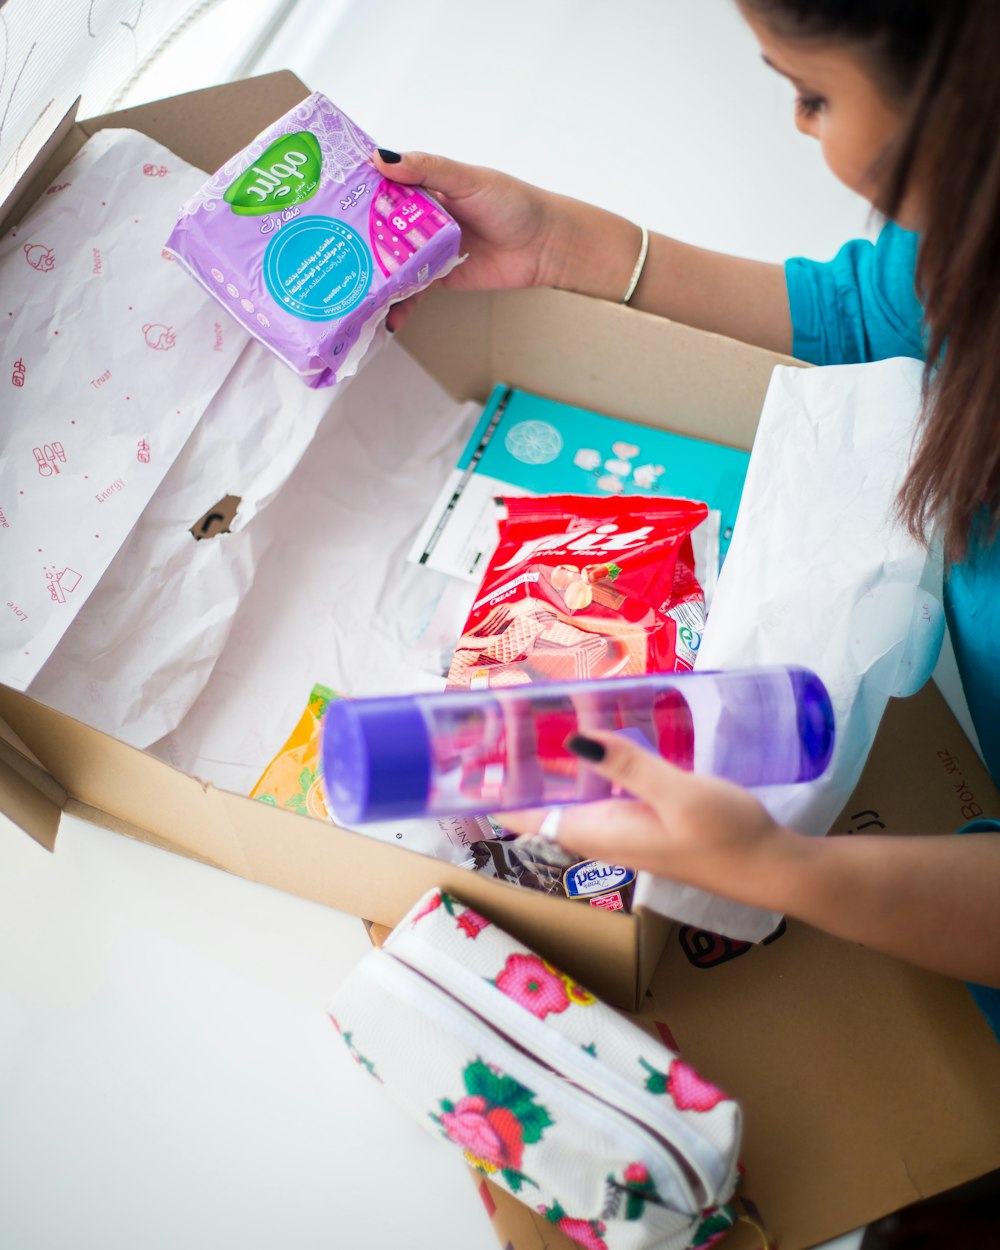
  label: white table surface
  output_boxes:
[0,809,863,1250]
[0,810,497,1250]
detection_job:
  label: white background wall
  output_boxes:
[122,0,875,264]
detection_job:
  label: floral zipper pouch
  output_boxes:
[327,887,743,1250]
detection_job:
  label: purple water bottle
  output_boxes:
[321,666,834,825]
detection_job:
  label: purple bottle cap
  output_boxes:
[322,698,431,824]
[788,667,835,781]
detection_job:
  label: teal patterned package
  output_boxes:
[165,93,462,387]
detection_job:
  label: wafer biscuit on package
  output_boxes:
[446,495,709,689]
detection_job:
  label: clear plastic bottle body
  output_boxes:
[422,683,694,812]
[323,666,834,825]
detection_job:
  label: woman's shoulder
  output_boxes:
[869,220,920,285]
[785,221,924,366]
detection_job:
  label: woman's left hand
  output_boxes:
[502,731,803,908]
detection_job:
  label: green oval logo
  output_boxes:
[224,131,322,216]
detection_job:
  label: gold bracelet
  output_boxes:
[621,224,649,305]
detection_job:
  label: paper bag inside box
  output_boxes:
[3,72,1000,1250]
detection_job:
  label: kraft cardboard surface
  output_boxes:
[637,680,1000,1250]
[2,71,1000,1250]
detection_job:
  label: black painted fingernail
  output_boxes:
[377,148,402,164]
[566,734,606,763]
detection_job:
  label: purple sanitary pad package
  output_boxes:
[166,93,462,387]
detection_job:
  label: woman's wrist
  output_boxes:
[539,193,649,301]
[749,825,824,915]
[696,822,822,916]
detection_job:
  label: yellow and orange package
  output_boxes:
[251,683,340,819]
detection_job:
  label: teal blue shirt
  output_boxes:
[787,224,1000,1039]
[786,223,925,366]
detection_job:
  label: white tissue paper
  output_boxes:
[0,128,245,690]
[634,357,945,941]
[4,127,376,747]
[150,339,495,863]
[27,343,346,746]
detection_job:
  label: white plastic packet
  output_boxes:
[635,358,945,941]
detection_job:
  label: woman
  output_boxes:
[373,1,1000,1008]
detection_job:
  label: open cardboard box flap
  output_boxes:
[3,70,1000,1250]
[0,677,670,1011]
[643,677,1000,1248]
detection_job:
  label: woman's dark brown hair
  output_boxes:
[745,0,1000,562]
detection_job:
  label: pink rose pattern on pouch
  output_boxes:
[432,1058,552,1193]
[439,1095,524,1172]
[539,1201,609,1250]
[494,953,597,1019]
[495,953,571,1019]
[640,1056,726,1112]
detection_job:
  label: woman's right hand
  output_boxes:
[373,150,564,317]
[501,730,799,906]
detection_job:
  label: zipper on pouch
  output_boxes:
[367,950,701,1217]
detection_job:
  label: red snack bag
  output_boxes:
[446,494,708,690]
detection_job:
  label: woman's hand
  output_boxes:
[506,731,1000,987]
[372,150,794,351]
[372,150,567,329]
[372,149,655,330]
[374,144,797,345]
[502,731,804,908]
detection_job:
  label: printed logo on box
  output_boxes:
[224,132,322,216]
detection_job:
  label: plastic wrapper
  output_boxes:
[446,495,708,690]
[635,358,945,941]
[166,92,462,388]
[252,682,341,818]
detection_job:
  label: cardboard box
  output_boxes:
[640,681,1000,1249]
[5,70,754,1014]
[3,71,1000,1250]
